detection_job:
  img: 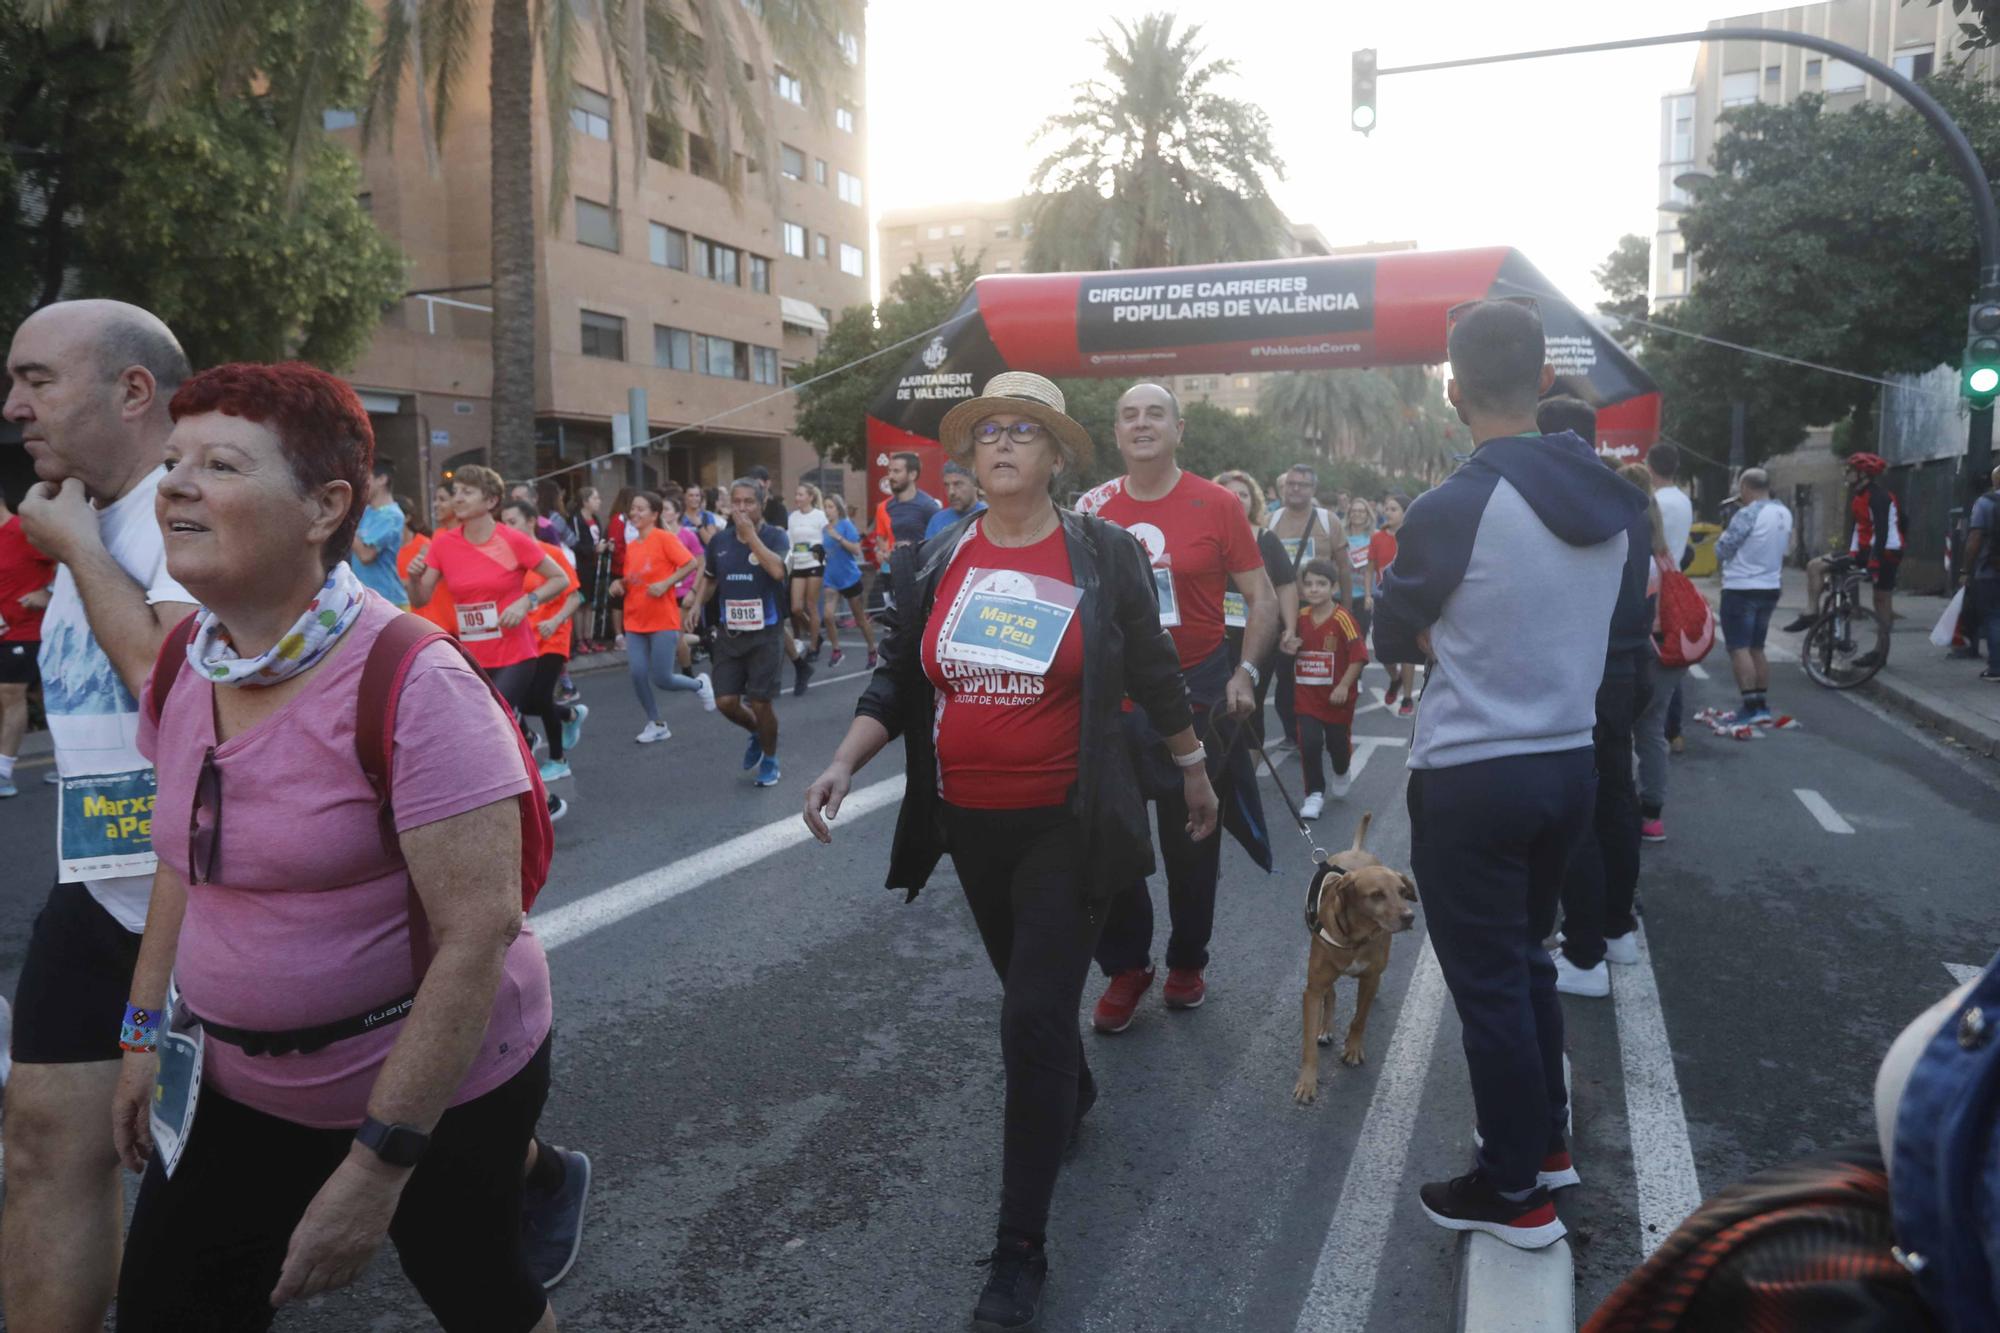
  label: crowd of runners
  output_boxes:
[0,295,1992,1333]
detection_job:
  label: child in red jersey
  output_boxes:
[1289,559,1368,818]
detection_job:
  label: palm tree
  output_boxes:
[1025,12,1285,272]
[22,0,852,478]
[1258,370,1403,462]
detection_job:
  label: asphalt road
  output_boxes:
[1,640,1995,1331]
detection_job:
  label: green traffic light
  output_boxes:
[1970,365,2000,396]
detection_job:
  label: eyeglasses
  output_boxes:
[972,420,1048,445]
[187,745,221,886]
[1445,294,1541,334]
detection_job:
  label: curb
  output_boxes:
[1457,1235,1575,1332]
[1860,672,2000,758]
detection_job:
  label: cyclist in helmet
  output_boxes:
[1785,452,1903,667]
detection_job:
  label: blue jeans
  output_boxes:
[627,631,701,722]
[1719,588,1781,652]
[1973,579,2000,664]
[1407,747,1594,1193]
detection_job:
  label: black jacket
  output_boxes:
[856,508,1193,914]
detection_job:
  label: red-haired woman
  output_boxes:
[113,363,576,1330]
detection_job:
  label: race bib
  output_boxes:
[150,983,203,1179]
[456,600,501,642]
[725,598,767,630]
[58,768,158,882]
[1296,651,1337,686]
[1223,590,1247,629]
[937,568,1081,677]
[1152,567,1180,628]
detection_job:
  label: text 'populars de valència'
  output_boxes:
[1087,276,1362,324]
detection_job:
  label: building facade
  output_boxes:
[1654,1,1997,308]
[335,3,870,521]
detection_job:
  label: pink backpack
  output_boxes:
[1654,557,1716,669]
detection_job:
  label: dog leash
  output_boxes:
[1201,711,1330,867]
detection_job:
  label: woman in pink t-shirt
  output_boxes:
[111,364,566,1331]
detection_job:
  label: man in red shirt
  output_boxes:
[0,484,57,797]
[1075,382,1278,1029]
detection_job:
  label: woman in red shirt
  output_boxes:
[607,491,708,743]
[804,372,1216,1332]
[1374,493,1414,716]
[1289,558,1368,819]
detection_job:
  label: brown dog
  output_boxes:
[1292,813,1418,1105]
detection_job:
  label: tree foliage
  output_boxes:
[792,258,982,471]
[1926,0,2000,50]
[1256,366,1463,487]
[1595,232,1650,348]
[0,4,406,368]
[1640,68,2000,467]
[1025,12,1286,272]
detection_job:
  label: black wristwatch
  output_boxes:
[355,1115,430,1168]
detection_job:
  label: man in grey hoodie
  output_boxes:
[1374,299,1646,1250]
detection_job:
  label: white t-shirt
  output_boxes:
[39,466,194,931]
[1654,483,1694,564]
[1719,499,1794,591]
[786,507,830,570]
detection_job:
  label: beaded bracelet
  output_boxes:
[120,1003,159,1054]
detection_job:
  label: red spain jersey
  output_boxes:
[1293,604,1368,725]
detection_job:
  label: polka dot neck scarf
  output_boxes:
[188,563,367,688]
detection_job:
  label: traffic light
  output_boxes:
[1964,299,2000,405]
[1352,49,1378,135]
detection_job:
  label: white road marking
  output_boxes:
[1293,938,1448,1331]
[806,667,872,690]
[1945,962,1984,985]
[1611,925,1703,1257]
[533,775,906,950]
[1687,664,1709,681]
[1793,788,1855,834]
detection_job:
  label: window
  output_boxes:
[688,132,721,182]
[948,223,965,236]
[712,243,739,287]
[356,192,373,216]
[774,66,803,105]
[1020,221,1035,237]
[993,222,1011,237]
[575,197,617,250]
[748,254,771,294]
[1233,375,1251,390]
[815,232,829,261]
[926,225,944,239]
[782,221,807,257]
[780,143,806,180]
[1668,96,1694,164]
[751,346,779,385]
[1720,71,1757,107]
[818,306,833,327]
[837,170,862,206]
[571,86,612,140]
[649,222,687,270]
[815,158,829,186]
[689,234,711,278]
[839,243,864,277]
[1666,240,1689,297]
[322,108,359,131]
[1764,64,1780,85]
[654,325,692,371]
[697,333,738,378]
[580,310,625,360]
[836,102,855,133]
[994,259,1013,272]
[838,30,859,66]
[1825,59,1866,93]
[1894,47,1935,82]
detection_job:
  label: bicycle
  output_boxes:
[1800,554,1883,689]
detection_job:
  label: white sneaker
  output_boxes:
[635,721,672,744]
[696,672,716,712]
[1603,932,1640,966]
[1554,954,1610,998]
[1299,792,1325,820]
[1329,770,1354,799]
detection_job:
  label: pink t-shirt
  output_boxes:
[140,593,550,1128]
[423,523,545,669]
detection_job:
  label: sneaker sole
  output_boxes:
[541,1151,592,1290]
[1092,1011,1137,1034]
[1640,833,1666,844]
[1418,1200,1567,1250]
[1555,979,1611,998]
[1163,991,1205,1010]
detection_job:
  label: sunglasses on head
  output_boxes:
[1445,294,1541,335]
[972,420,1048,445]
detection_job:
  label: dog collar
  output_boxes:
[1317,925,1356,950]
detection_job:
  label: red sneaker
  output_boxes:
[1092,967,1154,1033]
[1163,967,1206,1010]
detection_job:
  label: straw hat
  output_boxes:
[937,372,1094,471]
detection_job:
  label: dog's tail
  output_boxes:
[1351,811,1373,853]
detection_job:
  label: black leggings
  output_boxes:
[117,1037,553,1332]
[1297,717,1350,794]
[942,802,1103,1247]
[526,652,577,760]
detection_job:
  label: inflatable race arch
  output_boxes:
[864,246,1661,500]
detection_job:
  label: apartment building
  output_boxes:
[333,3,870,517]
[1655,0,1998,307]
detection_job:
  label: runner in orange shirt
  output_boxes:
[395,495,458,636]
[608,491,712,742]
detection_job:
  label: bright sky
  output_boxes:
[865,0,1728,309]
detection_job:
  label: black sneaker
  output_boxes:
[1780,613,1818,633]
[793,655,814,696]
[522,1145,592,1289]
[972,1238,1048,1331]
[548,795,569,823]
[1981,669,2000,682]
[1418,1171,1566,1249]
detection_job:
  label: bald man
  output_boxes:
[3,300,197,1330]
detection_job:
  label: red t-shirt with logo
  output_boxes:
[920,525,1084,810]
[1293,604,1368,724]
[1074,470,1261,668]
[0,515,56,642]
[424,523,545,669]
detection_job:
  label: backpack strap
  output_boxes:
[145,612,201,727]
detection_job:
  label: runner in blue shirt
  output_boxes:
[693,478,792,787]
[349,461,408,606]
[819,494,877,667]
